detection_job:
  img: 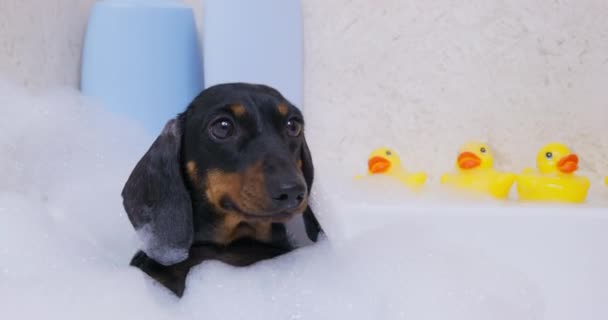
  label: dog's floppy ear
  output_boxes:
[300,137,322,242]
[122,119,193,265]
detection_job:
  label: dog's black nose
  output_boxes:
[270,182,306,210]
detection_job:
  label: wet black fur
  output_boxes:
[122,83,322,297]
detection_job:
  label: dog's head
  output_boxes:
[122,83,314,265]
[181,83,312,220]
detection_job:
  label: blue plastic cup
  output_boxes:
[202,0,303,108]
[81,0,203,134]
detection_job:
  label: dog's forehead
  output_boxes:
[249,99,296,118]
[184,85,304,133]
[212,100,298,124]
[194,91,289,113]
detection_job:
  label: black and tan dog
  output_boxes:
[122,83,322,297]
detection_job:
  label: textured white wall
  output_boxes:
[301,0,608,183]
[0,0,202,89]
[0,0,96,88]
[1,0,607,182]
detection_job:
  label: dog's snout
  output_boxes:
[270,182,306,210]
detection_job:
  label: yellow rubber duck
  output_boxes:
[440,142,515,199]
[516,143,590,203]
[356,147,427,188]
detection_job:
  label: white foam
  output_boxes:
[1,70,606,320]
[0,78,552,319]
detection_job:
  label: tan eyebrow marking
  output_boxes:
[277,103,289,116]
[230,104,247,117]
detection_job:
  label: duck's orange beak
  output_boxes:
[368,156,391,174]
[457,152,481,170]
[557,154,578,173]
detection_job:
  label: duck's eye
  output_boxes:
[386,150,392,156]
[480,147,487,153]
[545,152,553,159]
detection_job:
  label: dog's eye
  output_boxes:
[209,118,235,140]
[285,118,303,137]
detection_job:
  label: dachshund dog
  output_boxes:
[122,83,322,297]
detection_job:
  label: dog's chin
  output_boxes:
[219,197,307,222]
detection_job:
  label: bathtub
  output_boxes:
[311,177,608,319]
